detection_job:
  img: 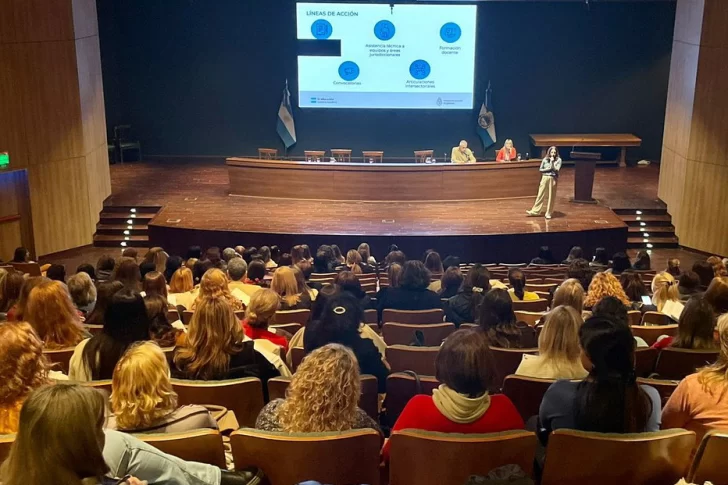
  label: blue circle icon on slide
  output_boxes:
[311,19,333,39]
[440,22,462,43]
[374,20,396,41]
[338,61,360,81]
[409,60,431,80]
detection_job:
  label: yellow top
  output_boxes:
[451,146,476,164]
[508,288,541,301]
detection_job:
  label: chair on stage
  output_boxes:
[414,150,434,163]
[330,149,352,162]
[257,148,278,159]
[304,150,326,162]
[362,150,384,163]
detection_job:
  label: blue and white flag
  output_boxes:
[276,80,297,150]
[477,81,496,150]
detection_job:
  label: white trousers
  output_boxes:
[530,175,557,215]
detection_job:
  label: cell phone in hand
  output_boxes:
[641,295,652,305]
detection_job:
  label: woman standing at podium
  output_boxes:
[526,146,562,220]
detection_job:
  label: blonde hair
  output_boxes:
[111,341,178,430]
[698,314,728,395]
[277,344,360,432]
[0,384,109,485]
[170,267,194,293]
[538,306,583,368]
[173,296,246,380]
[504,139,513,148]
[346,250,363,275]
[245,289,279,328]
[67,272,97,308]
[708,256,728,277]
[192,268,242,311]
[584,272,630,308]
[144,247,168,274]
[651,272,680,312]
[270,266,302,307]
[25,281,85,349]
[553,278,585,313]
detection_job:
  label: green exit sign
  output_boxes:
[0,152,8,168]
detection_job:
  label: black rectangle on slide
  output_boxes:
[298,39,342,57]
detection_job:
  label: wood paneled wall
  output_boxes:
[659,0,728,256]
[0,0,110,256]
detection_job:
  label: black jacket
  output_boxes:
[170,341,280,383]
[377,287,443,321]
[445,290,479,327]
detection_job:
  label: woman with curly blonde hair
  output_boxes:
[191,268,243,311]
[584,272,631,309]
[255,343,381,434]
[0,321,53,434]
[108,341,216,433]
[25,280,86,349]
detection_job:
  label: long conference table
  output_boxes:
[226,157,543,201]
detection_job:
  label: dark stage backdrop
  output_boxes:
[98,0,675,161]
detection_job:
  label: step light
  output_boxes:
[643,239,649,243]
[636,210,642,215]
[124,230,130,235]
[646,243,654,249]
[643,233,650,237]
[124,237,130,241]
[130,208,137,213]
[120,242,127,247]
[636,217,641,221]
[640,222,646,227]
[131,214,137,218]
[127,219,133,225]
[647,250,653,254]
[127,225,133,230]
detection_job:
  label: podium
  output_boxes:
[571,160,597,204]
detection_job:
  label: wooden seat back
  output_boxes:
[489,347,538,389]
[512,299,549,312]
[43,348,75,374]
[502,375,557,421]
[382,322,455,346]
[136,430,226,467]
[631,324,678,346]
[689,431,728,485]
[273,309,311,325]
[654,347,719,380]
[382,308,444,325]
[171,377,264,428]
[385,372,440,428]
[386,345,439,375]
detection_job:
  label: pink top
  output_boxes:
[662,373,728,444]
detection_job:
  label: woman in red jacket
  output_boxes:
[496,139,517,162]
[382,328,524,461]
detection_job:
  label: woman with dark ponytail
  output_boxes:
[507,268,539,302]
[539,317,661,442]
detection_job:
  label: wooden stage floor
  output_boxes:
[107,161,664,262]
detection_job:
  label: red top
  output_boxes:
[242,320,289,353]
[381,394,524,461]
[652,336,674,350]
[496,147,517,162]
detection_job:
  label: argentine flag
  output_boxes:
[477,81,496,151]
[276,80,297,150]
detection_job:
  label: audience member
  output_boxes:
[530,246,554,265]
[222,247,238,264]
[113,257,142,290]
[271,266,312,311]
[5,276,46,321]
[260,246,277,269]
[378,260,441,317]
[567,259,595,293]
[707,256,728,277]
[539,317,661,441]
[331,244,346,265]
[242,289,287,352]
[164,255,183,283]
[584,272,631,309]
[437,266,463,299]
[374,262,402,309]
[11,247,31,263]
[227,257,261,298]
[191,268,243,311]
[76,263,96,281]
[652,296,717,350]
[234,245,245,256]
[0,271,23,314]
[651,272,684,320]
[662,313,728,444]
[591,295,647,348]
[170,266,195,293]
[171,296,279,382]
[304,293,389,392]
[335,271,372,311]
[633,250,651,270]
[336,249,367,275]
[186,245,202,261]
[142,271,169,301]
[245,260,267,287]
[139,261,156,280]
[591,247,610,268]
[85,280,124,327]
[290,245,306,265]
[507,268,539,302]
[424,251,444,276]
[562,246,584,264]
[705,276,728,315]
[25,280,85,349]
[667,258,681,278]
[383,329,524,461]
[693,261,716,290]
[278,253,292,267]
[478,288,523,348]
[70,288,150,381]
[67,271,97,315]
[204,246,223,268]
[446,264,491,327]
[256,343,381,435]
[45,264,66,282]
[301,244,313,262]
[143,247,168,274]
[242,247,257,264]
[609,252,632,275]
[121,247,139,261]
[144,294,183,347]
[292,265,318,302]
[678,271,703,300]
[358,242,377,266]
[384,250,406,268]
[620,272,655,313]
[552,279,586,316]
[516,306,587,379]
[108,341,217,433]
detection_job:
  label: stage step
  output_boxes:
[93,205,161,249]
[617,207,679,250]
[627,236,679,248]
[619,214,672,223]
[628,226,677,237]
[99,205,162,213]
[93,234,150,248]
[612,208,668,216]
[95,223,149,236]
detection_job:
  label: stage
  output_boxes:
[105,160,665,262]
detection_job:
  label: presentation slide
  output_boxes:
[296,3,477,109]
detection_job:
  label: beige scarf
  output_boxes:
[432,384,491,424]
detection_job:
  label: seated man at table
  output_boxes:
[451,140,476,164]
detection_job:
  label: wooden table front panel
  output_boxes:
[227,158,542,201]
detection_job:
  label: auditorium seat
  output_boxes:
[653,348,719,380]
[362,150,384,163]
[489,347,538,389]
[230,428,381,485]
[512,299,549,312]
[84,324,104,335]
[525,283,557,293]
[171,377,264,428]
[166,309,180,323]
[382,322,455,346]
[10,262,41,276]
[330,149,352,162]
[627,310,642,326]
[136,430,226,468]
[636,377,679,406]
[270,322,302,336]
[273,309,310,326]
[631,324,678,346]
[267,375,379,419]
[363,308,378,325]
[634,347,659,377]
[541,429,695,485]
[414,150,434,163]
[257,148,278,159]
[382,308,444,325]
[82,379,112,394]
[389,429,537,485]
[386,345,439,375]
[514,311,545,327]
[502,375,556,421]
[385,372,440,427]
[361,282,377,295]
[43,348,75,374]
[688,431,728,485]
[182,310,194,325]
[290,347,305,372]
[641,311,672,326]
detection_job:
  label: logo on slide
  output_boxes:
[409,60,431,80]
[374,20,396,41]
[311,19,333,39]
[338,61,360,81]
[440,22,462,43]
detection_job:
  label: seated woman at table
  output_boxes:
[496,139,517,162]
